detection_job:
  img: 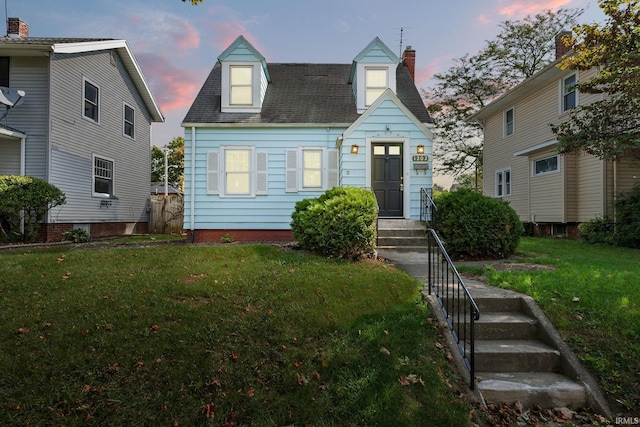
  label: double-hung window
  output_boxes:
[504,107,514,137]
[496,167,511,197]
[93,155,114,197]
[562,73,577,112]
[123,104,135,138]
[83,79,99,122]
[533,155,559,176]
[286,148,337,192]
[207,146,268,197]
[230,65,253,106]
[365,67,388,106]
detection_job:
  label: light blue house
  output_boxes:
[182,36,433,242]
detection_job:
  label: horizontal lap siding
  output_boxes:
[616,157,640,195]
[5,56,49,179]
[185,127,344,230]
[484,68,603,223]
[340,99,432,219]
[576,154,605,221]
[47,50,153,224]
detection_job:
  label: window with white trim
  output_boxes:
[230,65,253,106]
[533,155,559,176]
[496,167,511,197]
[286,148,338,192]
[93,155,114,197]
[562,73,577,112]
[365,67,388,106]
[83,79,99,122]
[206,146,267,197]
[504,107,514,137]
[123,103,135,138]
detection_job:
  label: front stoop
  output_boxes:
[377,219,427,249]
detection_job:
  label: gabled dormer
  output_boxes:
[349,37,399,114]
[218,35,271,113]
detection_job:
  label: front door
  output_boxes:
[372,143,403,217]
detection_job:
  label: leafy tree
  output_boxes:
[151,136,184,190]
[425,8,583,180]
[551,0,640,160]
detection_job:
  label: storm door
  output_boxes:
[372,143,403,217]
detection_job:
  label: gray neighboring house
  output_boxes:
[0,18,164,241]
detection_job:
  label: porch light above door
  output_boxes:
[351,144,359,154]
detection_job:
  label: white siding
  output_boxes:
[4,56,49,179]
[47,50,153,224]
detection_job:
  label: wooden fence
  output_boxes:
[149,194,184,234]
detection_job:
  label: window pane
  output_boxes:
[388,146,401,156]
[535,156,558,174]
[231,66,252,84]
[303,170,322,187]
[366,69,387,87]
[226,173,250,194]
[303,151,321,169]
[505,170,511,195]
[373,146,386,155]
[94,157,113,195]
[366,88,385,106]
[563,75,576,111]
[124,105,134,137]
[231,86,252,105]
[505,109,514,135]
[84,81,98,121]
[226,150,250,172]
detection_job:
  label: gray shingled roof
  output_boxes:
[183,62,432,125]
[0,37,113,46]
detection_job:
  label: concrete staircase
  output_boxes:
[376,219,427,249]
[469,285,590,409]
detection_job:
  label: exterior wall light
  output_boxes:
[416,145,425,154]
[351,144,359,154]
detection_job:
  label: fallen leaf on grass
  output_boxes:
[572,297,580,302]
[380,347,391,356]
[16,327,29,334]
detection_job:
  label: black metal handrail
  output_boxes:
[427,228,480,389]
[420,187,437,224]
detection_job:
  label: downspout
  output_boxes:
[190,126,196,243]
[612,156,617,221]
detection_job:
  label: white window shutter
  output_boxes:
[256,151,268,195]
[285,149,297,192]
[207,151,219,194]
[327,149,338,189]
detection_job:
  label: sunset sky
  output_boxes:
[5,0,605,186]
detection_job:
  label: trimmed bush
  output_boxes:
[291,187,377,259]
[62,228,90,243]
[433,188,523,259]
[615,184,640,249]
[578,216,616,245]
[0,175,66,243]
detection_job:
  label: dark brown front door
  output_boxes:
[372,143,403,217]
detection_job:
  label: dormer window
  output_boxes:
[230,65,253,106]
[365,67,388,106]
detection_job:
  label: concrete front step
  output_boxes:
[475,339,561,372]
[475,312,539,340]
[377,236,428,247]
[476,371,587,409]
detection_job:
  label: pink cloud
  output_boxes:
[206,21,265,55]
[137,52,205,113]
[476,14,492,24]
[498,0,573,17]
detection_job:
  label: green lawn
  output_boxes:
[0,242,470,426]
[460,237,640,416]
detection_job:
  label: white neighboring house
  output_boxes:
[470,34,638,237]
[0,18,164,241]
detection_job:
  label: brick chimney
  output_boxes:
[402,46,416,81]
[7,18,29,38]
[555,30,572,60]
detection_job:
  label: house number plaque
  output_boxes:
[412,155,429,161]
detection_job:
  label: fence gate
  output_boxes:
[149,194,184,234]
